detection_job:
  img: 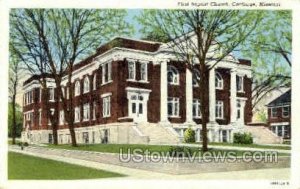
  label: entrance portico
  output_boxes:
[126,87,151,123]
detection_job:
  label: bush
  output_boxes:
[184,128,196,143]
[233,132,253,144]
[168,146,192,157]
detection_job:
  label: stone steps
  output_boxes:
[244,126,283,144]
[137,123,180,144]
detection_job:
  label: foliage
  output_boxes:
[8,103,23,138]
[239,11,291,109]
[8,152,124,179]
[184,128,196,143]
[233,132,253,144]
[256,110,267,123]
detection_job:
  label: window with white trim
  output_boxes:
[102,62,112,84]
[74,106,80,122]
[282,106,290,117]
[193,99,201,118]
[168,97,180,117]
[271,107,277,118]
[102,96,111,117]
[83,103,90,121]
[93,74,97,90]
[215,101,224,119]
[236,75,244,92]
[83,76,90,93]
[167,66,179,85]
[48,109,55,125]
[215,72,223,89]
[75,81,80,96]
[49,88,55,101]
[128,61,136,80]
[140,63,148,81]
[59,110,64,125]
[193,70,201,87]
[93,101,96,120]
[39,110,42,126]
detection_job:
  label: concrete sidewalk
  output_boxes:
[8,145,290,180]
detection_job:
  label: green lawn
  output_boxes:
[209,142,291,150]
[8,152,125,180]
[47,143,290,157]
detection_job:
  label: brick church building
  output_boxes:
[22,35,253,144]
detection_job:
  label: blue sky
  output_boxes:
[125,9,143,39]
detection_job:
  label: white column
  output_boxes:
[160,61,169,124]
[185,69,194,124]
[240,100,246,125]
[230,68,237,123]
[209,67,216,123]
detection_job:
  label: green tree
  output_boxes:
[8,103,23,138]
[8,44,24,144]
[10,9,133,146]
[240,11,291,109]
[137,10,261,152]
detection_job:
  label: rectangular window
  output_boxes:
[102,96,111,117]
[236,75,244,92]
[140,63,147,81]
[168,97,180,117]
[271,107,277,118]
[83,132,89,144]
[59,110,64,125]
[93,102,96,120]
[193,99,201,118]
[48,109,54,125]
[128,61,136,80]
[74,106,80,122]
[83,103,90,121]
[102,62,112,84]
[282,106,290,118]
[39,110,42,126]
[49,88,55,101]
[215,101,224,119]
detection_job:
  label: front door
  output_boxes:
[129,94,146,122]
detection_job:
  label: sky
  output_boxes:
[125,9,143,39]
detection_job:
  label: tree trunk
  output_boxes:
[11,94,17,145]
[199,65,209,152]
[67,72,77,147]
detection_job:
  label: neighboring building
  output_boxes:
[266,89,291,139]
[21,35,252,144]
[252,87,290,123]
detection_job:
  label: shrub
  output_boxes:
[184,128,196,143]
[233,132,253,144]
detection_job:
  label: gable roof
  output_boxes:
[267,89,291,107]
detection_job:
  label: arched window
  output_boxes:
[215,72,223,89]
[193,70,201,87]
[75,80,81,96]
[167,66,179,85]
[93,74,96,90]
[83,76,90,93]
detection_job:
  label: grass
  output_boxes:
[47,143,290,157]
[8,152,125,180]
[209,142,291,150]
